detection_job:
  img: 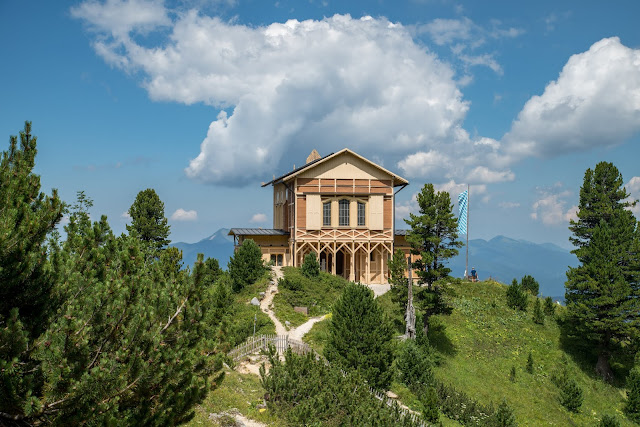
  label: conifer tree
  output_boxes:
[228,239,265,292]
[301,252,320,278]
[324,282,394,390]
[127,188,170,252]
[565,164,639,381]
[506,279,528,311]
[0,122,63,420]
[389,249,409,310]
[521,274,539,296]
[526,351,534,374]
[532,298,544,325]
[405,183,462,287]
[544,296,556,316]
[625,364,640,422]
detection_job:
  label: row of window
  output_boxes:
[323,199,365,227]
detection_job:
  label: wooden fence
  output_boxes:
[227,334,431,427]
[227,334,319,362]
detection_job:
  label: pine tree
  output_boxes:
[0,123,64,420]
[625,364,640,422]
[324,282,394,390]
[492,398,517,427]
[389,249,409,309]
[405,183,462,287]
[506,279,528,311]
[521,274,539,296]
[302,252,320,278]
[228,239,265,292]
[127,188,170,252]
[532,298,544,325]
[566,162,639,381]
[599,414,620,427]
[544,296,556,316]
[526,351,534,374]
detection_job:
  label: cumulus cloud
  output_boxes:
[71,0,169,37]
[121,211,131,219]
[249,213,268,223]
[170,208,198,221]
[626,176,640,216]
[466,166,514,183]
[72,3,519,187]
[530,184,577,225]
[504,37,640,160]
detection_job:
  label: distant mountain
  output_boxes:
[448,235,578,299]
[171,228,235,270]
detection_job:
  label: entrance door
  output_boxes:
[336,250,344,276]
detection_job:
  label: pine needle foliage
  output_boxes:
[532,298,545,325]
[565,162,640,381]
[301,252,320,278]
[228,239,265,292]
[126,188,170,252]
[520,275,539,296]
[544,296,556,316]
[324,282,395,390]
[625,364,640,422]
[506,279,528,311]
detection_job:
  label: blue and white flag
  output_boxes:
[457,190,468,235]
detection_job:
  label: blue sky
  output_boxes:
[1,0,639,249]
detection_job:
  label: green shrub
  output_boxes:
[434,381,494,425]
[301,252,320,278]
[544,296,556,316]
[532,298,544,325]
[509,366,517,383]
[599,414,620,427]
[520,274,539,296]
[228,239,265,292]
[625,365,640,422]
[397,332,434,390]
[526,352,534,374]
[490,398,516,427]
[419,385,440,424]
[506,279,528,311]
[559,378,583,412]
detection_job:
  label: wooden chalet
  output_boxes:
[229,149,410,284]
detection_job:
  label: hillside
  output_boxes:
[448,235,578,299]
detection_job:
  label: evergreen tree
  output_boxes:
[600,414,620,427]
[228,239,265,292]
[405,183,462,287]
[0,123,64,420]
[506,279,528,311]
[397,329,434,389]
[301,252,320,278]
[526,352,534,374]
[126,188,170,252]
[625,364,640,422]
[521,274,539,296]
[492,398,517,427]
[559,378,583,412]
[532,298,544,325]
[544,296,556,316]
[324,282,394,390]
[565,162,640,381]
[389,249,409,310]
[419,386,440,424]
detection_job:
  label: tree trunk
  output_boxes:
[596,351,614,383]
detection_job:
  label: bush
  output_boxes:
[544,296,556,316]
[301,252,320,278]
[228,239,265,292]
[506,279,528,311]
[434,381,494,425]
[419,386,440,424]
[397,331,434,390]
[625,365,640,422]
[526,352,534,374]
[532,298,544,325]
[599,414,620,427]
[520,274,539,296]
[490,398,516,427]
[559,378,583,412]
[509,366,517,383]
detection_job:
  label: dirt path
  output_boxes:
[289,314,328,341]
[260,267,287,336]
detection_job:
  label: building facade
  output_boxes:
[229,149,410,284]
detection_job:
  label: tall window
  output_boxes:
[323,202,331,226]
[339,199,350,226]
[357,202,365,226]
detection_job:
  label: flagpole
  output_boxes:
[466,184,469,281]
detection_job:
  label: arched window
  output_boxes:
[339,199,350,226]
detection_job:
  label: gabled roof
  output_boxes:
[228,228,289,236]
[261,148,409,187]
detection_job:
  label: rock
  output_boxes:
[386,391,399,399]
[250,297,260,306]
[285,320,291,328]
[259,292,266,299]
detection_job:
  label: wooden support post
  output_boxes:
[366,242,370,284]
[349,243,355,282]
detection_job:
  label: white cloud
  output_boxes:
[71,0,169,37]
[121,211,131,219]
[530,185,576,226]
[465,166,514,183]
[626,176,640,215]
[73,6,498,187]
[504,37,640,160]
[249,213,268,223]
[170,208,198,221]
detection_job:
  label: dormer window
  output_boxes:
[339,199,350,226]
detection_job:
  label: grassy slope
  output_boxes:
[430,279,632,426]
[228,271,276,346]
[272,267,347,327]
[306,280,634,426]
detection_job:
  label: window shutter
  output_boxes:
[369,195,383,230]
[306,194,321,230]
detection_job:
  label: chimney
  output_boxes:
[306,149,321,164]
